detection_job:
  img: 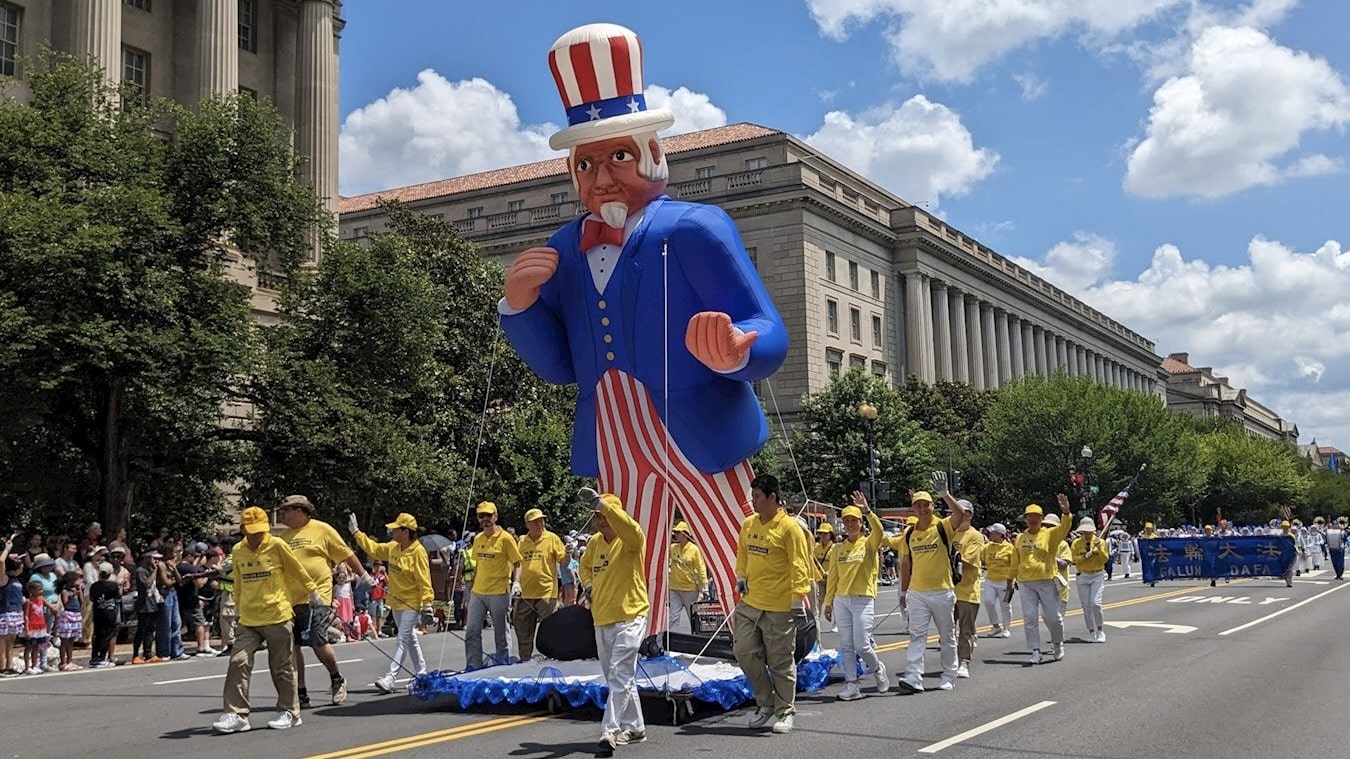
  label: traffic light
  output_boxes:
[868,447,881,477]
[950,469,962,492]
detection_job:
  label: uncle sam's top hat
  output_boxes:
[547,23,674,150]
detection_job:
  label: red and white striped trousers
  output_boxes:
[595,368,753,633]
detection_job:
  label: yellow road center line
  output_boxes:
[295,713,548,759]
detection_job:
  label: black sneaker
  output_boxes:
[216,645,232,657]
[298,689,311,709]
[595,733,617,758]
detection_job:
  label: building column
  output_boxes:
[995,310,1012,384]
[1110,362,1120,388]
[71,0,123,86]
[298,0,341,227]
[949,290,969,383]
[932,282,952,382]
[1021,322,1036,377]
[197,0,240,100]
[905,274,935,383]
[1032,326,1046,376]
[966,296,985,391]
[1075,345,1087,378]
[981,303,999,389]
[1095,354,1105,384]
[1009,315,1024,378]
[1054,336,1068,374]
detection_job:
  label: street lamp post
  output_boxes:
[859,402,879,505]
[1080,445,1094,518]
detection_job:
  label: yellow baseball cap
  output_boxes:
[1144,522,1155,529]
[476,501,497,516]
[240,506,271,535]
[385,513,419,531]
[841,506,863,520]
[524,508,545,523]
[592,493,624,512]
[911,491,933,504]
[1024,504,1044,516]
[673,521,692,536]
[816,522,834,533]
[1281,520,1291,527]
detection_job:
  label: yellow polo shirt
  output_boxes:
[352,532,433,611]
[1012,517,1073,582]
[1071,534,1110,573]
[579,498,648,627]
[735,509,812,613]
[669,541,708,593]
[1056,542,1073,602]
[280,519,355,606]
[232,533,317,627]
[983,541,1016,582]
[900,516,957,592]
[953,527,984,604]
[471,529,522,596]
[823,512,885,606]
[517,530,566,600]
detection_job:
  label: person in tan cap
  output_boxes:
[578,488,649,756]
[812,521,835,631]
[350,512,433,693]
[668,520,708,633]
[1070,517,1110,642]
[1010,494,1072,665]
[514,508,566,659]
[466,501,522,668]
[213,507,321,734]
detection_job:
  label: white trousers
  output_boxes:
[905,590,957,683]
[832,596,880,682]
[1075,571,1105,633]
[596,615,647,736]
[386,609,427,679]
[668,590,701,632]
[1019,580,1063,652]
[1117,555,1133,576]
[980,582,1012,630]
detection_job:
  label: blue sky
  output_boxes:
[336,0,1350,447]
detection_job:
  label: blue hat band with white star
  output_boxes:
[565,94,649,128]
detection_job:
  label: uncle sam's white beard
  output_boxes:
[599,202,629,229]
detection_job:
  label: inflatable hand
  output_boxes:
[685,311,757,372]
[504,247,559,310]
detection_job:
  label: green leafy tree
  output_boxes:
[790,370,937,509]
[896,378,998,449]
[1195,428,1311,525]
[0,54,324,535]
[1307,469,1350,521]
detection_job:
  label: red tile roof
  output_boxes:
[338,123,781,214]
[1161,356,1198,374]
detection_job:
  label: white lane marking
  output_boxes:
[154,658,363,685]
[917,700,1057,754]
[1218,582,1350,636]
[1102,621,1196,634]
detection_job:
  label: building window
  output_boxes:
[872,315,882,347]
[507,199,525,212]
[238,0,257,53]
[848,261,859,290]
[550,192,568,204]
[825,251,836,282]
[850,308,861,342]
[350,226,369,238]
[827,349,843,378]
[122,46,150,106]
[746,247,758,268]
[124,0,151,11]
[467,207,483,218]
[826,299,838,334]
[871,270,880,299]
[745,157,767,170]
[850,354,866,370]
[871,360,887,377]
[695,166,715,179]
[0,2,18,77]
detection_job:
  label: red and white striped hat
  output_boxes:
[546,23,674,150]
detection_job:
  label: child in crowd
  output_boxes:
[23,580,50,675]
[1,556,24,675]
[56,573,84,671]
[333,562,355,641]
[353,605,374,640]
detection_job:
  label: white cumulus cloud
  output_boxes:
[803,0,1183,82]
[1124,26,1350,199]
[339,71,729,196]
[802,95,999,207]
[1012,72,1048,101]
[1020,234,1350,443]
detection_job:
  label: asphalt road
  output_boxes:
[2,571,1345,759]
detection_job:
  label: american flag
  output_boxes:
[1099,473,1142,529]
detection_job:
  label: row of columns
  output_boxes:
[902,273,1157,392]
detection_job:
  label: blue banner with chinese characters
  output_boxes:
[1139,536,1295,583]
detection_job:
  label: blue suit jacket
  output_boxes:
[500,197,788,477]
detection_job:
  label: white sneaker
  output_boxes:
[1053,644,1065,662]
[838,681,863,701]
[748,706,774,729]
[212,713,252,734]
[615,729,647,745]
[874,661,890,694]
[771,711,794,734]
[956,661,970,679]
[1000,629,1011,638]
[1030,649,1043,665]
[267,711,301,730]
[373,675,396,694]
[936,677,955,691]
[1096,630,1107,643]
[986,626,1003,638]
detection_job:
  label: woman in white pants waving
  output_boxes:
[1070,519,1110,643]
[350,513,434,694]
[823,491,890,701]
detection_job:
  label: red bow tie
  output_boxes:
[580,219,624,251]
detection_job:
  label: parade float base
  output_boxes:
[410,649,844,724]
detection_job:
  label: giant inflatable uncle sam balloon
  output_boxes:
[498,23,788,632]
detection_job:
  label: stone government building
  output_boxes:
[338,123,1164,418]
